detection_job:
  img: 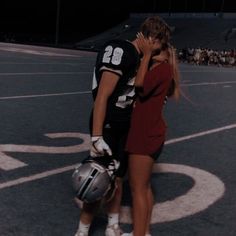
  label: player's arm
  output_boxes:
[92,71,119,136]
[90,71,120,157]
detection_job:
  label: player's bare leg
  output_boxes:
[105,177,123,236]
[75,201,100,236]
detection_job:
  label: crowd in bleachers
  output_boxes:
[177,48,236,67]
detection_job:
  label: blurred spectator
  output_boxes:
[177,48,236,67]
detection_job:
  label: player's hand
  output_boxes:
[90,136,112,157]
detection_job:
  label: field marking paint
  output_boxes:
[0,122,235,184]
[0,72,91,76]
[74,164,225,223]
[2,80,234,101]
[0,47,81,57]
[0,132,90,170]
[181,81,236,87]
[0,91,91,100]
[165,123,236,145]
[0,152,27,170]
[120,163,225,223]
[0,164,77,189]
[181,70,236,73]
[0,128,228,223]
[0,62,88,65]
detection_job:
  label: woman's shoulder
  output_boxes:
[159,61,172,70]
[151,60,170,68]
[150,61,172,75]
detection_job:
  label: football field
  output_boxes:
[0,43,235,236]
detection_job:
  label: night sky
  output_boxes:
[0,0,235,45]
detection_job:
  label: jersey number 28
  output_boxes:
[102,46,124,65]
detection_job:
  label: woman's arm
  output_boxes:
[134,33,158,88]
[134,54,151,88]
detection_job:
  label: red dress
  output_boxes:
[126,62,172,156]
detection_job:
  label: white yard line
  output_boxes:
[0,72,91,76]
[181,81,236,87]
[0,91,91,100]
[1,80,235,101]
[0,165,77,189]
[181,70,236,73]
[1,123,236,189]
[165,123,236,145]
[0,62,87,65]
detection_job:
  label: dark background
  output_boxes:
[0,0,235,46]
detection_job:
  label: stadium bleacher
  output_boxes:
[75,13,236,52]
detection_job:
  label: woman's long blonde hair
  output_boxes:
[167,45,180,100]
[151,44,180,100]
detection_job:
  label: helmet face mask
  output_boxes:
[72,156,119,203]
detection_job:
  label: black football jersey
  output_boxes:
[92,39,140,123]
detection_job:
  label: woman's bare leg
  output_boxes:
[128,154,154,236]
[146,186,154,234]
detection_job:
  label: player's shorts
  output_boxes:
[103,122,129,178]
[89,111,130,177]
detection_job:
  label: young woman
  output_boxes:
[125,34,180,236]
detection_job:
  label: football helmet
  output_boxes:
[72,156,120,203]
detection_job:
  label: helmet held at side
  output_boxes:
[72,156,120,203]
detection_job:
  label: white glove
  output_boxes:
[90,136,112,157]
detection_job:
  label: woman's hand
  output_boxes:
[136,32,161,58]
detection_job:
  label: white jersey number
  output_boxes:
[102,46,124,65]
